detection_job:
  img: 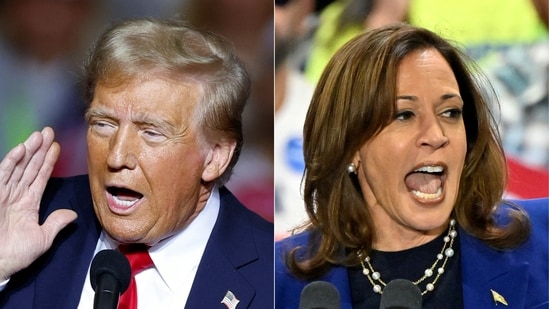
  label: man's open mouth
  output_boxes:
[107,186,143,208]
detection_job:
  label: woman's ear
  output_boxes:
[352,151,361,169]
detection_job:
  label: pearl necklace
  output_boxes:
[357,219,457,296]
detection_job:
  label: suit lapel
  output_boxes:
[33,177,101,308]
[185,188,259,308]
[460,228,529,308]
[185,245,256,308]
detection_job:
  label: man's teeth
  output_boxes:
[414,165,444,173]
[112,195,139,207]
[412,187,442,200]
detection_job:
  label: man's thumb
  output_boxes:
[42,209,78,245]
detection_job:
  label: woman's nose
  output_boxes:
[417,116,449,149]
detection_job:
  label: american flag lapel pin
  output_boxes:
[221,290,240,309]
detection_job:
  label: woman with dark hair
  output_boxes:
[275,23,548,308]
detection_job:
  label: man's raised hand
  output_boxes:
[0,127,77,281]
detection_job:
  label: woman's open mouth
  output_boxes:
[405,164,447,203]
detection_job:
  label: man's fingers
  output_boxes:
[0,144,26,185]
[20,128,58,187]
[31,142,60,191]
[2,130,46,185]
[41,209,78,246]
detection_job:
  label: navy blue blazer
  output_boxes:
[275,198,549,308]
[0,175,274,308]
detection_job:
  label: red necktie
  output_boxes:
[118,245,154,309]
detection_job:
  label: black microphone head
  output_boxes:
[90,249,131,293]
[379,279,422,309]
[299,281,341,309]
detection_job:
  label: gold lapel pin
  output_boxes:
[490,289,508,306]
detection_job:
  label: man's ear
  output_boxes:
[202,140,236,182]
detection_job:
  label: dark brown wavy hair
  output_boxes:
[287,23,530,279]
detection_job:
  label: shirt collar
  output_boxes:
[99,185,221,292]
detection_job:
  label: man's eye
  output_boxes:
[142,129,167,141]
[90,120,116,135]
[144,130,161,137]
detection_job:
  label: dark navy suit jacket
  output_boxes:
[0,175,274,308]
[275,198,549,308]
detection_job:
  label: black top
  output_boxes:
[348,230,464,308]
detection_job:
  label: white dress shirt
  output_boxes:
[78,185,220,308]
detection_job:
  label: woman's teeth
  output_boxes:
[412,187,442,200]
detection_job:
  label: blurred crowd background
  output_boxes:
[0,0,547,237]
[0,0,274,222]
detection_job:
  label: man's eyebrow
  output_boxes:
[132,112,178,131]
[85,107,178,132]
[85,107,111,121]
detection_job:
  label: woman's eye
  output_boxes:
[395,110,415,121]
[441,109,463,119]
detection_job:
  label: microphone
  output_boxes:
[299,281,341,309]
[379,279,422,309]
[90,249,132,309]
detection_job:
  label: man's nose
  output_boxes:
[106,127,138,170]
